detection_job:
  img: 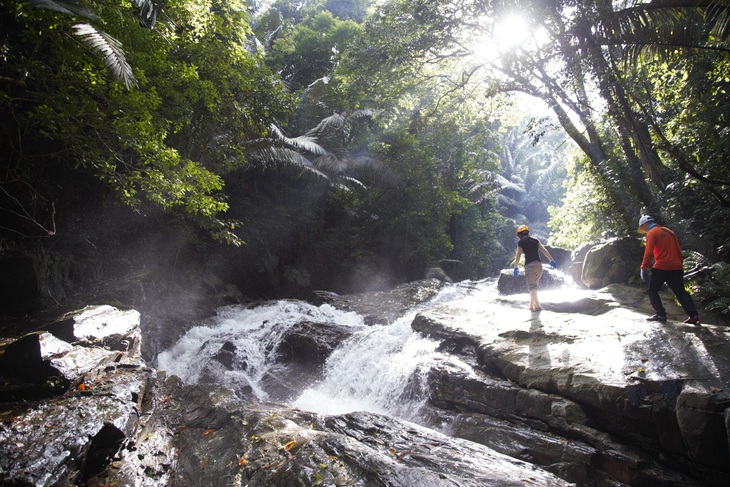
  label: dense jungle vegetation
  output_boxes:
[1,0,729,313]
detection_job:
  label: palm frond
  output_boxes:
[248,147,330,180]
[307,113,346,137]
[72,23,136,89]
[530,160,565,199]
[27,0,98,20]
[269,124,327,155]
[346,153,397,185]
[683,249,711,270]
[597,1,730,62]
[707,296,730,315]
[347,108,380,120]
[492,173,525,194]
[495,193,520,209]
[338,176,367,190]
[314,153,349,174]
[465,180,495,203]
[132,0,158,28]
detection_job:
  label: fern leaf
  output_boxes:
[307,113,346,137]
[249,147,330,180]
[269,124,327,155]
[27,0,98,20]
[132,0,158,27]
[73,23,136,89]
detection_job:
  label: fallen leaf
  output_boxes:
[710,386,723,393]
[201,429,216,437]
[279,440,296,451]
[237,454,247,466]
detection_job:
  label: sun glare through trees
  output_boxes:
[470,12,547,62]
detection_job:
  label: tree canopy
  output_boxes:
[2,0,729,297]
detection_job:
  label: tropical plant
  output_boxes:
[548,152,626,248]
[265,10,361,91]
[22,0,161,88]
[0,0,295,244]
[340,0,730,251]
[493,117,568,224]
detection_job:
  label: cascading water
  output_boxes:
[156,281,489,420]
[292,312,439,417]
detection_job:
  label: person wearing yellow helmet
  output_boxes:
[514,225,557,312]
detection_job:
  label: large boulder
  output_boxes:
[0,305,156,486]
[569,242,599,288]
[581,237,643,288]
[545,245,572,270]
[497,267,567,295]
[261,321,354,401]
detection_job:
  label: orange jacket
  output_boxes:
[641,225,684,271]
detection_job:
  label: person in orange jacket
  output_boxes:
[637,215,699,324]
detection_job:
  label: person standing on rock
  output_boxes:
[637,215,700,324]
[514,225,557,312]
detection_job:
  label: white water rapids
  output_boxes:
[156,280,488,420]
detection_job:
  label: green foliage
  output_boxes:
[547,153,625,248]
[265,10,361,91]
[5,0,728,300]
[1,0,294,244]
[494,112,569,229]
[692,263,730,320]
[641,52,730,224]
[22,0,163,87]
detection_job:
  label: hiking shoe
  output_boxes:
[683,316,700,325]
[646,314,667,323]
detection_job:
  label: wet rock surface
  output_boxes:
[1,279,729,486]
[310,278,447,325]
[0,306,155,486]
[415,283,730,486]
[497,267,567,295]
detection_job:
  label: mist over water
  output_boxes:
[157,281,489,419]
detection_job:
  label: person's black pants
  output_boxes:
[646,268,698,317]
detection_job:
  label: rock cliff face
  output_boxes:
[1,280,729,486]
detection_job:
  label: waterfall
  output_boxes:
[292,313,439,417]
[157,281,487,419]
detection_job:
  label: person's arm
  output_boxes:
[641,231,655,270]
[515,246,523,266]
[538,242,553,261]
[538,242,558,269]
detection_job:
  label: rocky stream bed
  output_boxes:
[1,275,729,486]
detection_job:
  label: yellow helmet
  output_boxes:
[516,225,529,236]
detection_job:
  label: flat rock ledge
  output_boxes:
[412,283,730,486]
